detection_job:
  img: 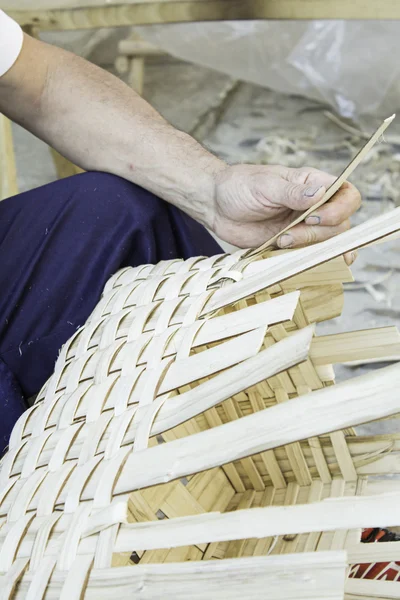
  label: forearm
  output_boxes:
[0,30,361,255]
[0,33,226,226]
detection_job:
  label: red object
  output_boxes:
[350,528,400,581]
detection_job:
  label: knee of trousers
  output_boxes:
[66,171,169,227]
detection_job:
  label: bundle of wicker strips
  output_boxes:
[3,208,400,599]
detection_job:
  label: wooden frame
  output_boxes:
[0,115,18,202]
[115,33,164,95]
[8,0,400,32]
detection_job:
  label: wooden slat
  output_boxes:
[281,256,353,289]
[203,407,246,493]
[270,482,300,555]
[251,488,277,556]
[346,578,400,598]
[11,326,312,476]
[329,432,358,481]
[311,327,400,365]
[297,385,332,484]
[10,0,400,32]
[7,357,400,515]
[302,481,324,553]
[207,208,400,313]
[275,388,313,487]
[109,493,400,554]
[12,553,348,600]
[300,284,345,324]
[225,491,256,558]
[248,390,287,489]
[0,115,18,201]
[347,540,400,564]
[222,399,265,491]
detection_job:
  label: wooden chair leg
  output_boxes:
[50,148,84,180]
[116,55,145,95]
[0,114,18,201]
[116,33,164,96]
[128,57,145,95]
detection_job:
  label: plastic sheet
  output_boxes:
[137,20,400,120]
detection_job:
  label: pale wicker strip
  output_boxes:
[2,209,400,599]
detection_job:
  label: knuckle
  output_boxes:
[339,219,351,233]
[343,183,362,208]
[325,194,360,225]
[354,190,362,209]
[304,227,319,245]
[286,183,303,203]
[303,167,319,180]
[288,168,310,185]
[325,208,343,227]
[268,165,288,178]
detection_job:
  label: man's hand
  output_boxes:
[212,164,361,263]
[1,29,361,265]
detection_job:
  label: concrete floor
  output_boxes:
[11,52,400,438]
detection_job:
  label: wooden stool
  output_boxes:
[0,114,18,201]
[115,32,164,95]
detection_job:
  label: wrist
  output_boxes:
[122,123,228,229]
[166,129,227,227]
[190,154,227,229]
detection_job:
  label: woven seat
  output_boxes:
[2,208,400,599]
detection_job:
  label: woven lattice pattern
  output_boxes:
[3,209,400,598]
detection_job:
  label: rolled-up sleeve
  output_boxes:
[0,10,23,77]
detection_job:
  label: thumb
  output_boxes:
[277,180,326,212]
[255,173,327,212]
[253,171,329,212]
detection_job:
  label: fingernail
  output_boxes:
[304,185,323,197]
[305,215,321,225]
[278,234,293,248]
[344,251,357,266]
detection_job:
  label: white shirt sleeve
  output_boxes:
[0,10,23,77]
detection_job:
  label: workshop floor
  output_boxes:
[11,53,400,437]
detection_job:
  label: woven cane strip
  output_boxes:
[2,211,400,598]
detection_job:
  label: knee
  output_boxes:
[70,172,165,211]
[67,171,166,224]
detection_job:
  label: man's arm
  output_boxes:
[0,32,361,254]
[0,33,224,227]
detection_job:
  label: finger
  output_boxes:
[304,182,361,227]
[277,219,351,249]
[344,250,358,266]
[284,166,337,191]
[255,174,327,213]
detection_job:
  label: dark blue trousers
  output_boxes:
[0,172,222,453]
